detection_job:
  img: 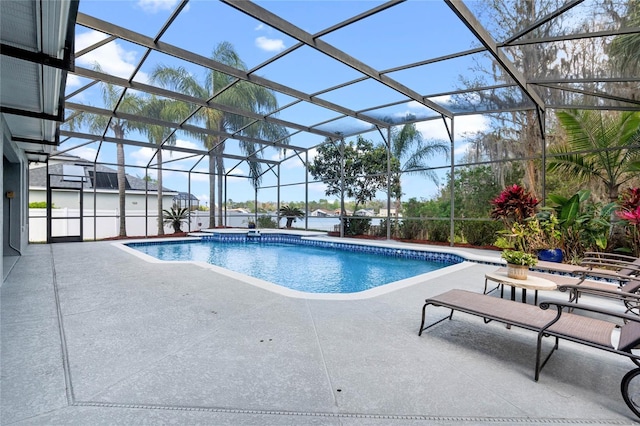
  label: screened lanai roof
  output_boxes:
[7,0,637,195]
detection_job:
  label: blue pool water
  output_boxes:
[129,238,458,294]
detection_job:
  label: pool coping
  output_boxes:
[113,230,504,300]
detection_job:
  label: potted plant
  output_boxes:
[501,249,537,280]
[534,209,564,263]
[527,211,564,263]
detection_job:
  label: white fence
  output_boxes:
[28,209,342,242]
[28,209,216,242]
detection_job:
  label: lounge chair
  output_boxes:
[576,252,640,284]
[512,267,640,313]
[489,267,640,314]
[583,251,640,265]
[418,286,640,417]
[536,252,640,285]
[560,279,640,316]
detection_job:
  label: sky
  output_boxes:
[62,0,495,208]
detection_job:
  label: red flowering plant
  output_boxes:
[615,187,640,257]
[490,184,540,225]
[490,184,540,252]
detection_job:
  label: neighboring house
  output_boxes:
[29,158,178,210]
[354,209,375,217]
[378,207,402,217]
[310,209,335,217]
[227,208,250,214]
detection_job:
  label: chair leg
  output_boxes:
[621,368,640,419]
[535,334,559,381]
[419,304,454,336]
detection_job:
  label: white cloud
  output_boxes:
[70,146,100,162]
[65,73,81,89]
[131,139,202,164]
[255,36,286,52]
[402,98,490,141]
[227,168,248,180]
[197,194,210,204]
[255,23,265,31]
[415,113,489,141]
[190,167,210,182]
[454,142,471,157]
[75,30,149,83]
[137,0,179,13]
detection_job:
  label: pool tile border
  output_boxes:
[126,232,468,266]
[118,233,492,300]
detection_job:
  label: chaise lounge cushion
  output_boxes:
[424,289,617,349]
[619,321,640,352]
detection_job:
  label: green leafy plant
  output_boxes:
[546,190,614,260]
[342,217,371,236]
[460,220,504,246]
[525,211,562,251]
[501,250,538,267]
[162,207,189,233]
[257,215,277,229]
[491,184,540,252]
[29,201,51,208]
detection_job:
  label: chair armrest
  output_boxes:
[580,259,640,273]
[557,284,640,303]
[539,298,640,324]
[572,268,632,283]
[583,252,639,263]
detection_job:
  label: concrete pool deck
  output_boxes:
[2,238,639,425]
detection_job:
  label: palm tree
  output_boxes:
[67,77,142,237]
[549,110,640,203]
[162,207,189,233]
[152,41,289,228]
[279,205,304,228]
[137,96,188,235]
[389,122,449,215]
[608,1,640,77]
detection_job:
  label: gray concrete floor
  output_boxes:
[2,240,639,425]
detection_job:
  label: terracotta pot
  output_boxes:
[507,264,528,280]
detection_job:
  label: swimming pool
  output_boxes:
[126,234,463,294]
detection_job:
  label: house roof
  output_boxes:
[29,162,176,193]
[173,192,199,201]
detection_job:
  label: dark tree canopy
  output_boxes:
[308,136,401,211]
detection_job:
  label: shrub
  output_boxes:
[343,217,371,236]
[424,219,450,242]
[398,219,425,240]
[29,201,49,208]
[257,215,277,229]
[460,220,502,246]
[376,218,400,237]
